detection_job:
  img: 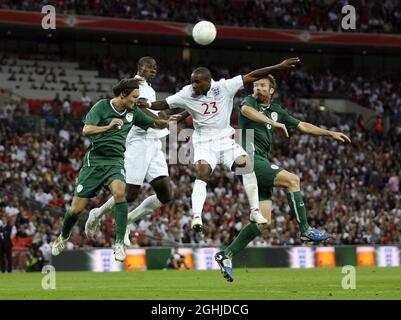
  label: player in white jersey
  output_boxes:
[139,58,300,232]
[85,57,187,245]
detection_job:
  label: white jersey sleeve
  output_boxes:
[165,87,188,109]
[127,76,169,139]
[219,75,244,96]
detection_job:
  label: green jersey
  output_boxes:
[239,95,300,158]
[83,99,155,167]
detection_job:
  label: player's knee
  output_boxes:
[112,189,126,202]
[157,191,172,204]
[235,155,247,166]
[69,206,83,216]
[195,164,211,181]
[233,156,252,174]
[288,174,301,190]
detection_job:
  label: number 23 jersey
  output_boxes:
[165,75,243,141]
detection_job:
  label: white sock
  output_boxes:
[127,195,162,224]
[242,172,259,211]
[95,196,116,219]
[191,179,207,217]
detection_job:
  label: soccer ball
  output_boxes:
[192,21,217,46]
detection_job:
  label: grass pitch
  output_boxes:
[1,267,401,300]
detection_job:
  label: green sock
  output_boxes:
[287,191,310,234]
[61,209,79,239]
[224,223,261,258]
[114,201,128,244]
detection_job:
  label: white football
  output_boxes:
[192,21,217,46]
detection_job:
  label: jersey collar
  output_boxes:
[206,79,216,97]
[109,99,127,116]
[134,74,149,87]
[191,80,216,97]
[259,103,271,112]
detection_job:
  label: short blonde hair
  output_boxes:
[265,74,276,89]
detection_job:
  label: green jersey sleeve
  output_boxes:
[84,101,103,125]
[133,108,155,130]
[278,107,301,128]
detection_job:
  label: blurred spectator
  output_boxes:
[62,94,72,114]
[25,242,46,272]
[0,216,14,273]
[81,92,92,108]
[388,172,399,193]
[166,247,189,270]
[375,115,384,143]
[357,114,366,132]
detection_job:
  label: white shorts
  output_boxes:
[124,137,169,185]
[193,136,247,171]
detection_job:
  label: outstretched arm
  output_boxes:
[169,110,190,122]
[153,119,169,129]
[297,122,351,143]
[242,57,300,85]
[153,109,190,123]
[241,105,289,137]
[137,99,170,110]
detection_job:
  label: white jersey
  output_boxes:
[165,75,243,143]
[127,75,169,142]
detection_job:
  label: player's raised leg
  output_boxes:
[108,179,128,262]
[216,154,276,281]
[52,196,88,256]
[232,154,267,224]
[215,200,271,282]
[124,176,171,246]
[274,170,332,242]
[129,176,171,222]
[85,195,115,239]
[191,160,212,233]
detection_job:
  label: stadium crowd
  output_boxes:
[1,80,400,258]
[3,55,401,116]
[1,0,401,33]
[88,56,401,117]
